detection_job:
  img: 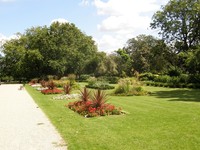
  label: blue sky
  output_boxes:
[0,0,168,53]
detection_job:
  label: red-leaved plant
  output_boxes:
[80,87,91,103]
[47,80,56,90]
[63,84,71,94]
[92,89,107,108]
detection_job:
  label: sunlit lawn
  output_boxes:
[26,84,200,150]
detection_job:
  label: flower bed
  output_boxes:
[41,88,63,94]
[67,88,123,117]
[68,101,122,117]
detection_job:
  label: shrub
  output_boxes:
[114,78,149,96]
[67,74,76,85]
[188,74,200,84]
[139,73,155,81]
[87,77,97,85]
[86,77,114,90]
[154,75,171,83]
[168,66,181,77]
[179,74,189,83]
[79,74,91,81]
[114,78,131,95]
[106,76,120,84]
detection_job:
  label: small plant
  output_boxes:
[40,80,47,88]
[67,74,76,86]
[92,89,107,108]
[47,80,56,90]
[80,87,91,103]
[63,84,71,94]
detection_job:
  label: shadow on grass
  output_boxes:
[151,88,200,102]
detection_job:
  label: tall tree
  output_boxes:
[2,22,98,80]
[151,0,200,52]
[124,35,173,73]
[115,48,132,77]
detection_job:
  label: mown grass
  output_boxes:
[26,84,200,150]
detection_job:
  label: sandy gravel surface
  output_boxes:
[0,84,67,150]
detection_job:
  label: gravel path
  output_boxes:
[0,84,67,150]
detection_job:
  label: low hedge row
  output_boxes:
[144,81,200,89]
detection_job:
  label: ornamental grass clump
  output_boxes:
[68,88,123,117]
[114,78,149,96]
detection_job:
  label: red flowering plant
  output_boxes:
[67,88,123,117]
[41,80,63,94]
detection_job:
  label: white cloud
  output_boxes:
[50,18,69,25]
[0,33,18,52]
[92,0,168,53]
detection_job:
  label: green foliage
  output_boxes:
[124,35,173,73]
[167,66,182,77]
[139,72,156,81]
[2,22,98,80]
[86,80,115,90]
[78,74,91,82]
[151,0,200,52]
[185,46,200,74]
[67,74,76,86]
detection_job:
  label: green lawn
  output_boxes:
[26,84,200,150]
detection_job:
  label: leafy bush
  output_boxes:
[168,66,181,77]
[154,75,171,83]
[68,88,123,117]
[86,77,114,90]
[67,74,76,86]
[78,74,91,81]
[179,74,189,83]
[87,77,97,85]
[106,76,120,84]
[139,73,155,81]
[188,74,200,83]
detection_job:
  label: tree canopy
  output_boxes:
[1,22,98,80]
[151,0,200,52]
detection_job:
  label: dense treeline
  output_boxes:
[0,0,199,83]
